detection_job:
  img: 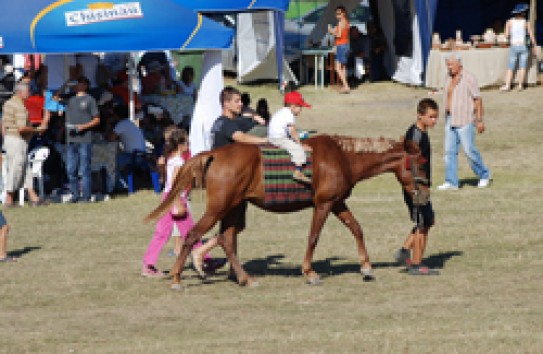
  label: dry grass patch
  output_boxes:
[1,83,542,353]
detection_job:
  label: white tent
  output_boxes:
[237,11,297,84]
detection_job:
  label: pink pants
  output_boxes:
[143,193,209,267]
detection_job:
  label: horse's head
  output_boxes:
[396,140,430,206]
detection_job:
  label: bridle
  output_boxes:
[403,153,430,206]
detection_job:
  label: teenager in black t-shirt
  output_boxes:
[395,98,439,276]
[192,86,268,277]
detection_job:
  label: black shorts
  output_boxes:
[403,190,434,228]
[219,200,248,233]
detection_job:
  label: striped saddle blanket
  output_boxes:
[260,145,313,206]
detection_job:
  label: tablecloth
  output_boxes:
[425,47,539,89]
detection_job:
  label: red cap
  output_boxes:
[284,91,311,108]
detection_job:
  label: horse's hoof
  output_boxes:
[361,268,376,282]
[306,276,323,286]
[171,283,184,291]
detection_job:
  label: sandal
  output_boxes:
[0,256,18,263]
[141,265,166,278]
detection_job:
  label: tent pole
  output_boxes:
[128,52,135,121]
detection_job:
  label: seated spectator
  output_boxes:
[140,61,165,95]
[179,66,197,101]
[111,71,141,109]
[103,53,129,79]
[106,104,147,172]
[138,52,174,92]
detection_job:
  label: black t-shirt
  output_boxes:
[405,124,431,184]
[211,116,242,149]
[235,116,257,133]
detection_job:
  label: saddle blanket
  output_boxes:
[260,145,313,206]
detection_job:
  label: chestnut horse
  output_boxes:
[147,134,429,289]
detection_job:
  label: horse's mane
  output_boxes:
[330,135,402,153]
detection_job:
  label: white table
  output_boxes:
[425,47,539,89]
[297,47,333,89]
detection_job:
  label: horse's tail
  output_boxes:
[145,152,213,223]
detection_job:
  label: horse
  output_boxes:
[146,134,430,289]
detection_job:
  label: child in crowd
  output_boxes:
[141,127,210,277]
[267,91,312,184]
[394,98,439,275]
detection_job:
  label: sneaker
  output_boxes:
[141,265,166,278]
[407,265,439,276]
[437,182,459,191]
[394,248,412,266]
[516,84,524,91]
[167,249,177,257]
[477,177,492,188]
[499,85,510,92]
[293,170,311,184]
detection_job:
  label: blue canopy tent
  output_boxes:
[175,0,291,89]
[0,0,233,53]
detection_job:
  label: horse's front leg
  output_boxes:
[170,212,218,290]
[332,201,375,282]
[302,201,333,285]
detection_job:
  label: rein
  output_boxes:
[403,153,430,207]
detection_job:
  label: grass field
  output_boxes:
[1,81,543,353]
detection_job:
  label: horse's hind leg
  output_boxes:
[332,201,375,281]
[170,212,219,289]
[302,201,334,285]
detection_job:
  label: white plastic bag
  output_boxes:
[355,57,365,79]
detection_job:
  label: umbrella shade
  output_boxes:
[0,0,233,54]
[174,0,290,13]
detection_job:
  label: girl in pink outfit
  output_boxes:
[141,128,209,277]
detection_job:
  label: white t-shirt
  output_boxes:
[165,155,184,193]
[510,18,527,45]
[268,107,295,139]
[114,119,146,153]
[44,55,76,90]
[76,54,99,88]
